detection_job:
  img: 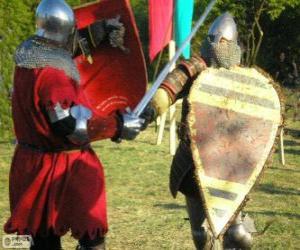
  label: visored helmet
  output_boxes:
[35,0,75,46]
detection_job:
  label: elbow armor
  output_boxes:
[48,103,92,145]
[160,55,206,102]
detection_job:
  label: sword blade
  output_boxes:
[132,0,218,117]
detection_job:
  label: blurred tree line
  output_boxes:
[0,0,299,139]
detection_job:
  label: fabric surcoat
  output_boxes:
[5,63,118,239]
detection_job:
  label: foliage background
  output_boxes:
[0,0,300,139]
[0,1,299,249]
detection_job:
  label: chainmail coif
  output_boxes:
[200,37,241,69]
[15,36,80,83]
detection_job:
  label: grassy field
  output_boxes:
[0,91,299,250]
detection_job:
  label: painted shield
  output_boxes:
[74,0,147,116]
[187,67,281,238]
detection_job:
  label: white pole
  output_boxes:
[280,127,285,166]
[156,112,167,145]
[169,40,177,155]
[156,40,176,146]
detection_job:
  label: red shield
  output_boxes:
[74,0,147,116]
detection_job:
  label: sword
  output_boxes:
[132,0,218,117]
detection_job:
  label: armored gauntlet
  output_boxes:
[119,113,145,140]
[87,16,126,51]
[105,16,127,51]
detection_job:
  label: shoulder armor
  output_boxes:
[15,37,80,83]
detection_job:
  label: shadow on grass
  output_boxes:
[285,128,300,138]
[275,148,300,155]
[154,203,186,210]
[248,210,300,219]
[258,183,300,196]
[0,141,9,144]
[283,140,300,146]
[92,144,122,150]
[268,167,300,173]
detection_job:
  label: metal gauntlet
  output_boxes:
[105,16,127,52]
[119,113,145,140]
[87,16,126,52]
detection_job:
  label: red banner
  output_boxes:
[149,0,174,61]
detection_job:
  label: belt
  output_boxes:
[17,141,90,153]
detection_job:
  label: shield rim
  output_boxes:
[73,0,148,116]
[187,67,282,237]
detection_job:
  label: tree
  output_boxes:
[0,0,90,140]
[0,0,36,139]
[259,6,300,73]
[239,0,300,66]
[194,0,300,66]
[0,0,299,139]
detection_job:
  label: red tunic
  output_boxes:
[4,66,118,239]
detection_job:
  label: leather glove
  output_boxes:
[87,20,106,48]
[139,103,156,131]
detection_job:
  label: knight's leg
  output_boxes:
[223,212,253,250]
[185,195,210,250]
[30,230,62,250]
[76,233,105,250]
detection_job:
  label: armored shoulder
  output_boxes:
[15,37,80,83]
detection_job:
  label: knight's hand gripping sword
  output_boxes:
[130,0,217,119]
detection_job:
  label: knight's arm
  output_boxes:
[77,20,107,50]
[50,107,145,144]
[48,104,122,144]
[74,16,125,58]
[39,67,142,145]
[151,55,207,116]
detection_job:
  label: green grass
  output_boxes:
[0,91,299,249]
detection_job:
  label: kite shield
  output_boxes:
[187,67,281,238]
[74,0,147,116]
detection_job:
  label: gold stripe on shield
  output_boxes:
[194,92,280,122]
[202,75,277,103]
[205,195,237,211]
[200,175,249,194]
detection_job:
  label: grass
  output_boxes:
[0,89,299,249]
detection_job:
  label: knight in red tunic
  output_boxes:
[4,0,145,249]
